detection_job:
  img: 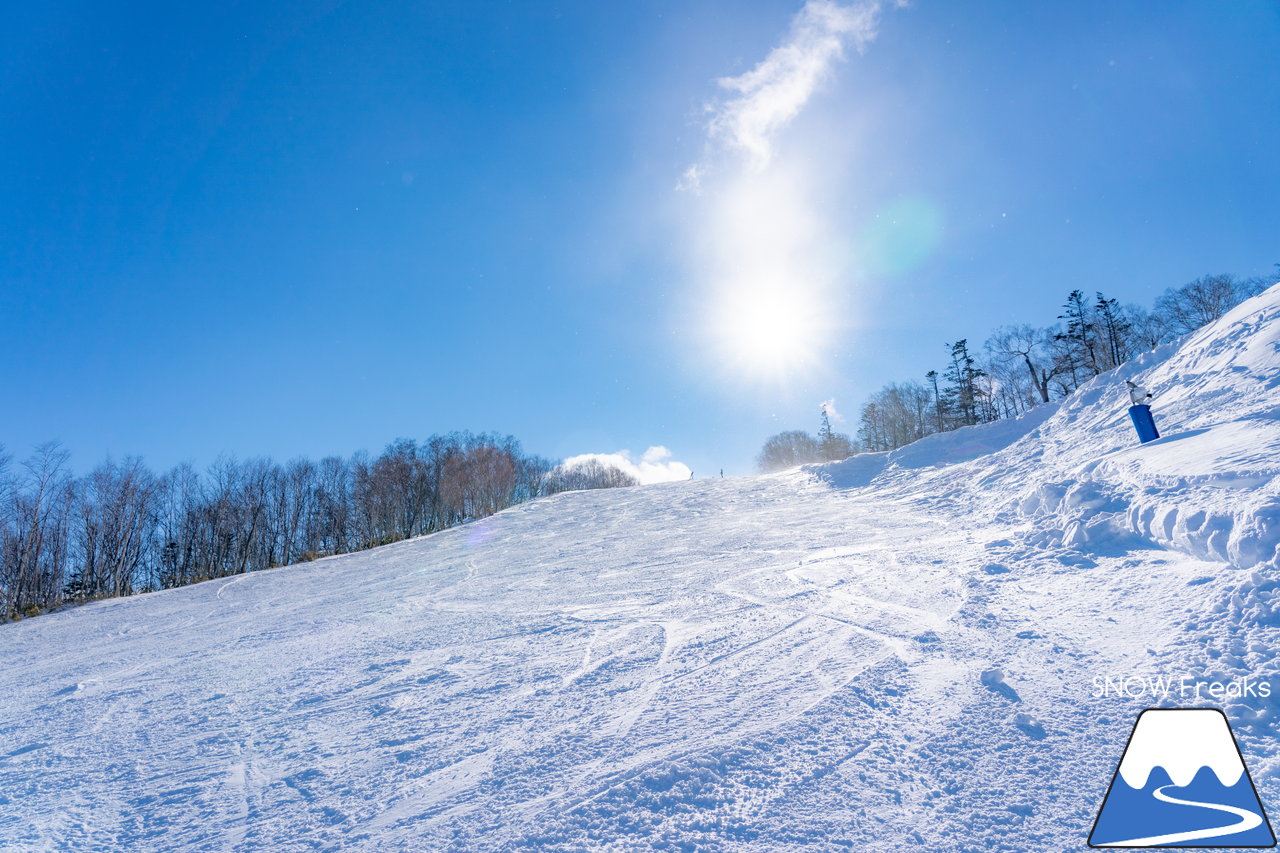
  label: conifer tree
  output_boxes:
[943,340,985,427]
[818,407,834,449]
[925,370,946,431]
[1094,292,1132,370]
[1055,289,1100,387]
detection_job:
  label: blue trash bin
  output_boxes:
[1128,404,1160,444]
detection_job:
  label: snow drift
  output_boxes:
[813,284,1280,574]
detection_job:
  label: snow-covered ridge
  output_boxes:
[811,283,1280,574]
[806,401,1060,488]
[1015,285,1280,572]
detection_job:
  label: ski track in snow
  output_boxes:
[0,478,1236,852]
[3,286,1280,851]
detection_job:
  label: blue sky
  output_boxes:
[3,0,1278,476]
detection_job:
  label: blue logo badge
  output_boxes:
[1090,708,1275,847]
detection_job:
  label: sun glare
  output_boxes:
[711,280,826,381]
[689,156,847,388]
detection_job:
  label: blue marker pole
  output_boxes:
[1128,404,1160,444]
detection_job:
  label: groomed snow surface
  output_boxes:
[4,286,1280,852]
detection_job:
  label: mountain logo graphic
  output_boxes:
[1089,708,1275,848]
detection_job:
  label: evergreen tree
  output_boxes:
[1094,292,1132,370]
[816,406,855,461]
[925,370,946,431]
[1055,289,1100,386]
[943,340,986,427]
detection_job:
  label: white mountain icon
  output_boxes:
[1118,709,1245,790]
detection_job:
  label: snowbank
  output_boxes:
[808,401,1059,488]
[814,283,1280,573]
[1007,285,1280,572]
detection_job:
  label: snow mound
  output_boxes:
[808,402,1059,488]
[814,283,1280,573]
[1007,285,1280,572]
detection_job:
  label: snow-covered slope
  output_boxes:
[3,286,1279,852]
[816,287,1280,576]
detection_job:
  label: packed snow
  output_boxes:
[3,285,1279,851]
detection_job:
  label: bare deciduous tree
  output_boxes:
[69,457,158,600]
[985,324,1063,406]
[756,431,823,473]
[1154,274,1264,337]
[857,382,935,452]
[1,444,74,616]
[545,459,639,493]
[1,430,592,621]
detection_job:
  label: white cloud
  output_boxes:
[560,447,692,485]
[820,398,843,422]
[641,445,673,464]
[692,0,889,177]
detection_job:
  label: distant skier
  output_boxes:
[1125,380,1160,443]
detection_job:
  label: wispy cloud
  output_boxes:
[682,0,891,190]
[820,398,843,421]
[679,1,899,387]
[560,446,692,485]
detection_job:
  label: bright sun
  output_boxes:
[694,163,843,386]
[711,281,825,381]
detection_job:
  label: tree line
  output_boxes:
[756,405,857,472]
[0,432,636,620]
[759,271,1274,469]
